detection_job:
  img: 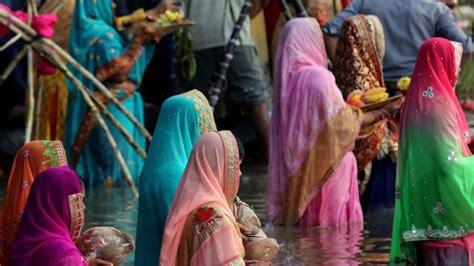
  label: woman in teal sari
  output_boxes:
[65,0,161,185]
[390,38,474,264]
[134,89,216,266]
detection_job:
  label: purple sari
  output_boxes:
[8,167,87,266]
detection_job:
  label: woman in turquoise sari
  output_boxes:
[390,38,474,264]
[134,89,216,266]
[65,0,163,185]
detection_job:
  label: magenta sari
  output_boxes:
[8,167,87,266]
[269,18,363,227]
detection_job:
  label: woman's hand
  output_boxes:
[88,257,113,266]
[381,97,404,116]
[138,20,194,43]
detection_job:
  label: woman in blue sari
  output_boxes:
[65,0,166,185]
[135,89,216,266]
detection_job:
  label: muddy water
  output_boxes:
[0,163,393,265]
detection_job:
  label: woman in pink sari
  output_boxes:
[8,167,87,265]
[268,18,403,227]
[160,131,245,265]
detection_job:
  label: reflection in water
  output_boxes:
[0,163,393,265]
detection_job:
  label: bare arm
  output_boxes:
[324,34,338,64]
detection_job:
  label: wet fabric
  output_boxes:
[134,90,216,266]
[160,131,244,265]
[0,141,68,265]
[65,0,152,185]
[268,18,363,226]
[8,167,86,266]
[390,38,474,263]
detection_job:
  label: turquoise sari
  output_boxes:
[65,0,153,185]
[134,90,216,266]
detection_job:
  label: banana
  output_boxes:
[361,92,389,104]
[363,87,386,97]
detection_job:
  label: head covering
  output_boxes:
[0,140,68,265]
[8,167,86,266]
[269,18,362,225]
[135,90,216,265]
[334,14,385,99]
[160,131,242,265]
[390,38,474,263]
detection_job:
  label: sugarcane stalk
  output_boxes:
[46,52,139,197]
[33,74,42,140]
[208,0,252,110]
[25,45,34,143]
[0,33,22,51]
[0,9,152,142]
[0,14,140,196]
[0,45,27,86]
[291,0,308,17]
[279,0,292,21]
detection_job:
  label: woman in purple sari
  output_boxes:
[8,167,88,265]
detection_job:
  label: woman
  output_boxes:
[334,15,398,212]
[160,131,245,265]
[135,89,216,266]
[268,18,402,227]
[65,0,167,185]
[390,38,474,264]
[8,167,87,265]
[0,140,68,265]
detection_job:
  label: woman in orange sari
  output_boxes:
[0,140,68,265]
[160,131,245,265]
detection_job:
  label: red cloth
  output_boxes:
[342,0,352,8]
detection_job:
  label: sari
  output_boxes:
[134,90,216,266]
[390,38,474,264]
[8,167,86,266]
[0,140,68,265]
[333,15,398,211]
[268,18,363,227]
[35,0,76,141]
[160,131,245,265]
[65,0,152,185]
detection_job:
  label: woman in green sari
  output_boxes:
[390,37,474,264]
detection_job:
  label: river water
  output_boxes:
[0,163,393,265]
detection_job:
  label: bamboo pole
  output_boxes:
[0,10,152,142]
[0,45,27,86]
[0,33,22,51]
[292,0,308,17]
[0,16,146,158]
[279,0,292,21]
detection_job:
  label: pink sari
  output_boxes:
[269,18,363,227]
[160,131,244,265]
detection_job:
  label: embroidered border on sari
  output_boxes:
[68,193,84,242]
[183,90,217,134]
[219,131,239,206]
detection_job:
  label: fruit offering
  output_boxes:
[347,90,365,108]
[158,10,184,24]
[397,76,411,91]
[361,87,389,104]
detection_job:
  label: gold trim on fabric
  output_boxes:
[183,90,217,134]
[68,193,84,242]
[278,107,362,225]
[218,131,239,206]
